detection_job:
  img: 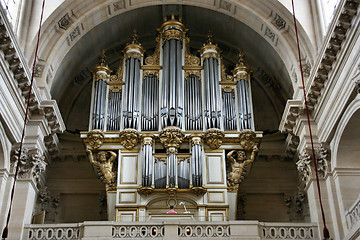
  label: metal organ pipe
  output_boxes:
[202,56,221,129]
[190,137,202,187]
[122,46,143,129]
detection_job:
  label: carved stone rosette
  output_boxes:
[203,128,224,149]
[87,129,105,149]
[119,128,140,150]
[239,129,256,151]
[159,126,185,150]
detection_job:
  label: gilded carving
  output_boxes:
[119,128,140,150]
[124,51,142,60]
[87,129,105,149]
[190,137,201,146]
[143,137,153,145]
[86,149,117,191]
[109,63,125,93]
[91,49,112,78]
[123,30,144,60]
[162,29,184,42]
[239,129,256,151]
[203,128,224,149]
[190,186,207,195]
[226,148,258,192]
[159,126,185,150]
[137,186,154,196]
[232,51,250,81]
[143,36,161,77]
[202,52,220,60]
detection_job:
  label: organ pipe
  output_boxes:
[233,52,254,130]
[160,15,186,128]
[200,34,222,129]
[142,137,154,187]
[90,50,112,131]
[122,32,144,130]
[190,137,203,187]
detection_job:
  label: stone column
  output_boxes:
[7,147,46,239]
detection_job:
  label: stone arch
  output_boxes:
[332,95,360,169]
[31,0,315,98]
[0,120,11,169]
[331,95,360,220]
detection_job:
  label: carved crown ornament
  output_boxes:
[199,31,221,59]
[203,128,225,149]
[119,128,140,150]
[123,30,145,60]
[158,14,187,42]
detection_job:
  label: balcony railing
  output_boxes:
[24,221,319,240]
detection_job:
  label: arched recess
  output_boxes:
[331,95,360,214]
[31,0,315,100]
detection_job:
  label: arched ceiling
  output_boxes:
[36,1,315,132]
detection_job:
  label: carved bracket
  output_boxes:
[119,128,140,150]
[203,128,224,149]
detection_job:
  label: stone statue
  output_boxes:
[86,149,117,182]
[227,148,258,191]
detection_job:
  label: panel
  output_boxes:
[208,191,225,203]
[206,155,224,184]
[120,155,138,184]
[119,192,137,204]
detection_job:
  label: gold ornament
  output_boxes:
[119,129,140,150]
[159,126,185,150]
[239,129,256,151]
[87,129,105,149]
[86,149,117,191]
[203,128,224,149]
[226,148,258,192]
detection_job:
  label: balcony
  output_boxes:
[24,221,319,240]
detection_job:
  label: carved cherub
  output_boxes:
[86,149,117,182]
[227,147,258,190]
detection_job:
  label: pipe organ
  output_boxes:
[83,15,261,222]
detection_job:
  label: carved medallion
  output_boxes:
[203,128,224,149]
[87,129,105,149]
[119,128,140,150]
[239,129,256,151]
[159,126,185,149]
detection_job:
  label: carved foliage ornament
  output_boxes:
[159,126,185,149]
[10,148,47,185]
[203,128,224,149]
[119,128,140,150]
[162,29,184,42]
[88,129,105,149]
[239,129,256,151]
